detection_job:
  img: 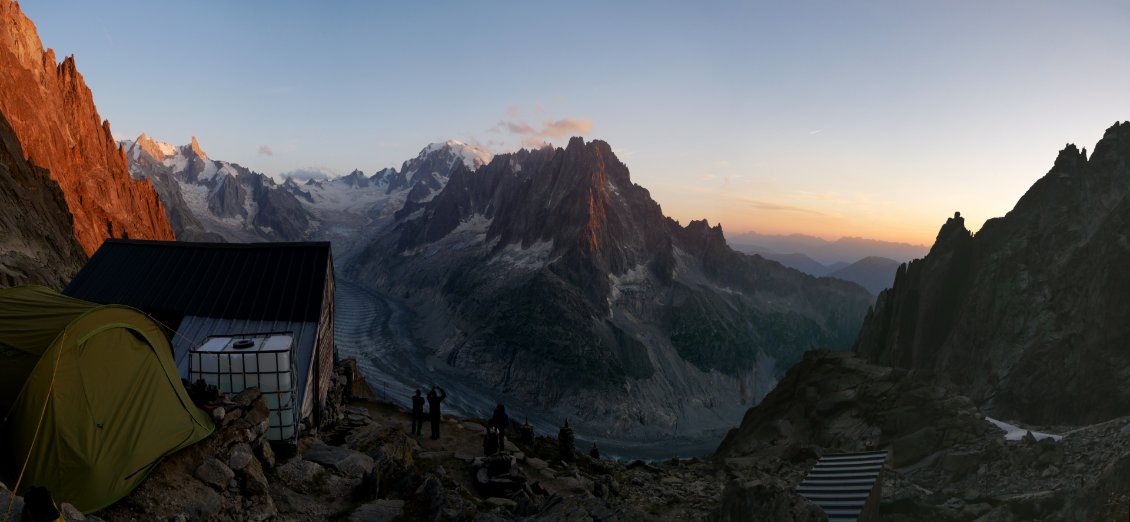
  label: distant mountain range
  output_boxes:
[729,232,927,295]
[729,231,928,265]
[120,134,490,259]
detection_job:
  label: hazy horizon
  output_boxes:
[22,1,1130,244]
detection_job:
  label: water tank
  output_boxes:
[189,334,296,440]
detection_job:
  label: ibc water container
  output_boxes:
[189,333,297,441]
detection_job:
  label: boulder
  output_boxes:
[349,499,405,522]
[303,443,375,478]
[194,458,235,491]
[228,443,254,471]
[276,458,327,493]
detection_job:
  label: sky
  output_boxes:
[21,1,1130,245]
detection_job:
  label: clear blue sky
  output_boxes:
[22,1,1130,244]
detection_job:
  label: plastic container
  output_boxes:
[189,334,296,440]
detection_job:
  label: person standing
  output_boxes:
[488,403,509,453]
[427,386,447,440]
[411,389,425,436]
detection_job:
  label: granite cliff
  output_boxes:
[0,0,173,255]
[855,121,1130,426]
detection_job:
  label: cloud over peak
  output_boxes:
[494,115,593,148]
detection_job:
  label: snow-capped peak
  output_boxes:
[420,139,493,170]
[131,132,178,160]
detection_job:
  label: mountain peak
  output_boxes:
[132,132,176,159]
[1054,143,1085,170]
[420,139,492,171]
[928,211,970,255]
[189,135,208,160]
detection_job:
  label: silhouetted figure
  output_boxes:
[488,403,510,453]
[427,386,447,440]
[559,418,575,461]
[484,427,499,456]
[411,389,425,436]
[589,442,600,459]
[519,417,535,445]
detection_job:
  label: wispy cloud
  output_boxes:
[493,109,594,148]
[258,145,274,156]
[541,118,593,139]
[746,199,829,216]
[809,129,824,135]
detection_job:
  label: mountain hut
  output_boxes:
[63,239,336,441]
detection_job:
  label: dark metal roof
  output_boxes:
[64,239,332,323]
[798,451,888,522]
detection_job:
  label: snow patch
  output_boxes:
[401,214,494,257]
[450,213,493,236]
[199,160,219,181]
[219,163,239,178]
[155,140,176,157]
[301,177,396,213]
[985,417,1063,441]
[177,179,210,218]
[164,152,188,172]
[489,240,554,271]
[609,264,649,303]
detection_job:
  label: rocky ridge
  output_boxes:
[855,121,1130,426]
[0,1,174,255]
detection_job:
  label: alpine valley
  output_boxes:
[121,132,874,454]
[10,1,1130,518]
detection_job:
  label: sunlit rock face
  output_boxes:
[0,1,174,255]
[856,121,1130,425]
[351,137,873,441]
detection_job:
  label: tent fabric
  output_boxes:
[0,285,214,514]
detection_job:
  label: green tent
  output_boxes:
[0,285,214,513]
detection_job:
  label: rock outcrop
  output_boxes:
[351,137,874,441]
[0,1,174,254]
[0,109,85,288]
[714,350,991,468]
[855,121,1130,426]
[712,349,1130,520]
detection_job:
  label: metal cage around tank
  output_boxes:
[189,333,298,441]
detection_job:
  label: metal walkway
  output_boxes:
[797,451,888,522]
